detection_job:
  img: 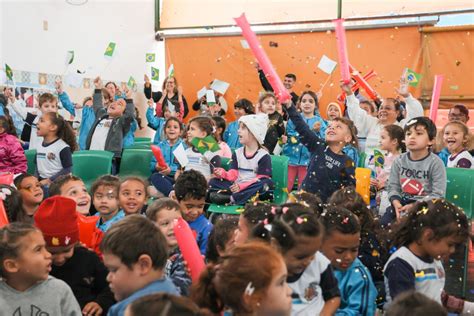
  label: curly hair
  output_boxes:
[174,170,208,202]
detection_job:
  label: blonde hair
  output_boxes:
[442,121,474,149]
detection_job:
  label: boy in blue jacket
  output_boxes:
[321,207,377,316]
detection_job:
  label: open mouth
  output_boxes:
[126,202,138,210]
[77,200,89,207]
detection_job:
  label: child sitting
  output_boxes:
[211,116,232,158]
[320,207,377,316]
[385,291,447,316]
[0,222,81,314]
[206,216,238,264]
[0,115,27,175]
[233,202,273,246]
[119,177,148,215]
[34,196,114,315]
[101,215,178,315]
[173,170,213,255]
[257,92,285,154]
[13,173,44,223]
[146,98,177,144]
[91,175,125,232]
[126,293,205,316]
[442,121,474,169]
[284,101,356,202]
[0,184,25,223]
[146,198,192,295]
[224,98,255,150]
[209,114,273,205]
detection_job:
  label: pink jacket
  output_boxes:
[0,132,27,174]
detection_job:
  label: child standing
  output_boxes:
[224,98,255,150]
[258,92,285,155]
[192,242,292,315]
[384,199,471,314]
[173,170,213,255]
[149,117,185,197]
[0,222,81,314]
[209,114,273,205]
[35,112,77,188]
[384,117,446,225]
[100,215,178,315]
[284,101,356,202]
[119,177,148,216]
[91,175,125,232]
[14,173,44,222]
[0,116,27,175]
[443,121,474,169]
[146,198,192,295]
[283,91,327,192]
[33,196,114,315]
[320,207,377,316]
[211,116,232,158]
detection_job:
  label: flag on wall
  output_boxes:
[405,69,422,87]
[151,67,159,81]
[104,42,116,57]
[5,64,13,81]
[146,53,156,62]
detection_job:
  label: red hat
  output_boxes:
[34,196,79,247]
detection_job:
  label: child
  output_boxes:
[91,175,125,232]
[211,116,232,158]
[100,215,178,315]
[146,98,176,144]
[209,114,273,205]
[86,77,135,174]
[173,170,213,255]
[252,203,341,315]
[0,184,26,224]
[0,115,27,174]
[320,207,377,316]
[258,92,285,154]
[35,111,76,190]
[192,242,292,315]
[0,222,81,314]
[126,293,207,316]
[119,177,148,215]
[146,198,192,295]
[49,174,91,215]
[233,202,273,245]
[9,91,59,150]
[182,116,221,180]
[224,98,255,150]
[384,199,471,314]
[283,91,327,192]
[149,117,185,197]
[443,121,474,169]
[13,173,44,223]
[206,216,238,264]
[287,190,324,216]
[284,101,356,203]
[373,125,405,215]
[33,196,114,314]
[385,117,446,225]
[385,291,447,316]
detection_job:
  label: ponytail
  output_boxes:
[43,112,77,152]
[191,265,223,314]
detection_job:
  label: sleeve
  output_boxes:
[341,159,356,188]
[91,252,116,311]
[209,154,222,173]
[387,157,403,203]
[345,94,377,137]
[320,265,341,301]
[92,89,104,116]
[258,69,274,92]
[169,255,192,296]
[146,107,161,130]
[10,99,28,120]
[58,92,75,116]
[49,147,73,181]
[121,99,136,134]
[384,257,415,300]
[285,119,298,137]
[192,100,201,111]
[8,140,27,174]
[422,157,447,201]
[263,125,278,154]
[150,155,158,172]
[143,83,163,102]
[276,115,286,137]
[182,95,189,118]
[403,95,424,123]
[334,271,374,316]
[59,281,82,315]
[287,104,324,153]
[198,222,214,255]
[256,154,272,177]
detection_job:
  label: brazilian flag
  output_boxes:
[5,64,13,81]
[127,76,136,89]
[104,42,116,57]
[151,67,159,81]
[146,53,155,63]
[373,149,385,168]
[405,69,421,87]
[191,135,220,154]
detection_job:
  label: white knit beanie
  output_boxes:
[238,114,269,145]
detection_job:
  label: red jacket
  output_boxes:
[0,132,27,174]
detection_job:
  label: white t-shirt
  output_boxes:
[90,118,112,150]
[185,148,218,179]
[447,150,474,169]
[36,138,72,179]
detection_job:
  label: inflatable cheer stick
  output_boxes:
[337,70,377,102]
[234,13,291,104]
[349,64,378,100]
[333,19,351,84]
[77,213,99,248]
[151,145,168,169]
[173,217,206,283]
[0,200,9,228]
[429,75,444,124]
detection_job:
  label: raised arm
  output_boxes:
[285,102,324,152]
[343,82,377,136]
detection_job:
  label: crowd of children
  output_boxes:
[0,64,473,315]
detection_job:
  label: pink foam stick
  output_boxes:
[429,75,444,124]
[333,19,351,84]
[0,200,9,228]
[234,13,291,104]
[173,217,206,283]
[349,64,378,100]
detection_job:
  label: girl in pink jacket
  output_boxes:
[0,116,27,175]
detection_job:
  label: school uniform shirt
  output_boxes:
[96,210,125,233]
[0,276,81,315]
[50,246,115,312]
[149,139,185,174]
[289,252,340,316]
[287,104,356,202]
[384,246,445,306]
[107,277,178,316]
[188,214,213,256]
[36,138,72,180]
[334,258,377,316]
[184,147,221,179]
[447,149,474,169]
[10,99,43,149]
[165,248,192,296]
[146,107,165,144]
[231,147,272,184]
[223,120,242,150]
[387,152,446,204]
[89,118,113,150]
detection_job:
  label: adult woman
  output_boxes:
[144,75,189,118]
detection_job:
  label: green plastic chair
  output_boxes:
[72,150,114,189]
[134,137,152,143]
[208,155,289,215]
[24,149,37,174]
[119,149,153,179]
[126,142,152,150]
